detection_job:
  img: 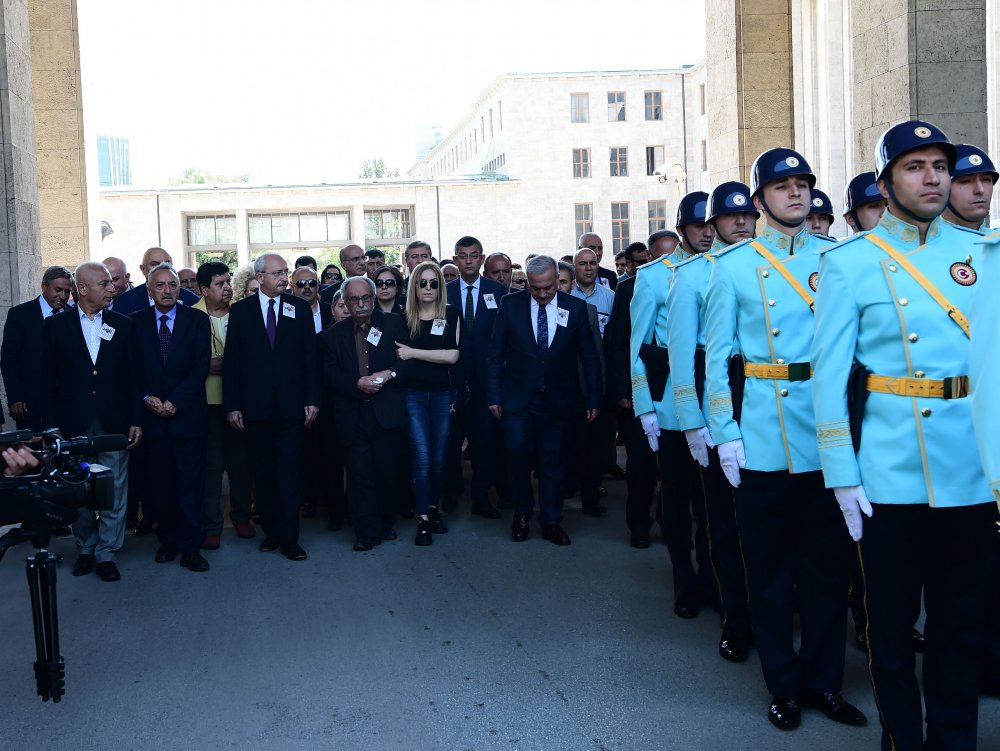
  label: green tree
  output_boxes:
[170,167,251,185]
[359,158,399,179]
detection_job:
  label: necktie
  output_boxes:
[465,286,475,332]
[536,303,548,354]
[266,298,277,349]
[158,314,171,362]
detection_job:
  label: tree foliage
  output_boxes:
[170,167,251,186]
[359,158,399,179]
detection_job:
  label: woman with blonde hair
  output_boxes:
[231,263,260,301]
[395,261,460,545]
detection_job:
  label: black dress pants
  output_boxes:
[734,469,849,700]
[622,408,657,533]
[245,413,303,549]
[657,430,701,604]
[344,406,403,542]
[146,433,206,555]
[859,501,996,751]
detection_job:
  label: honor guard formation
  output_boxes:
[1,119,999,749]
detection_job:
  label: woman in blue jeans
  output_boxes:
[395,261,460,545]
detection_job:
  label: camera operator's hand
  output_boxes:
[143,396,164,416]
[127,426,142,449]
[227,411,244,431]
[9,401,27,421]
[160,400,177,418]
[2,445,40,476]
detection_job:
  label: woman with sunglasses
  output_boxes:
[373,266,405,316]
[395,261,460,545]
[510,269,528,289]
[321,264,342,286]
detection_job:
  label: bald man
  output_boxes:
[102,257,131,306]
[113,247,200,315]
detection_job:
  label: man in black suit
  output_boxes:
[319,244,367,308]
[444,235,509,517]
[113,247,199,316]
[290,266,331,334]
[132,264,211,572]
[322,276,412,551]
[41,262,143,582]
[223,252,320,561]
[486,255,601,546]
[578,232,618,290]
[2,265,72,430]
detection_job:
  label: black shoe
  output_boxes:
[630,531,651,549]
[154,545,178,563]
[180,553,210,572]
[799,691,866,726]
[673,600,699,619]
[582,504,607,518]
[132,518,153,536]
[472,501,501,519]
[353,538,374,552]
[282,545,308,561]
[428,507,448,534]
[442,491,459,513]
[96,561,121,582]
[258,536,280,552]
[719,629,750,663]
[768,698,801,730]
[300,503,317,519]
[912,628,926,654]
[415,520,433,546]
[72,553,95,577]
[541,524,572,546]
[382,531,398,541]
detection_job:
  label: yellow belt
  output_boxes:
[743,361,812,381]
[866,374,970,399]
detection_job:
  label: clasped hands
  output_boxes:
[357,369,394,395]
[144,396,177,418]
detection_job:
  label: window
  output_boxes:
[648,200,667,234]
[610,147,628,177]
[644,91,663,121]
[248,211,351,246]
[700,140,708,171]
[699,84,706,115]
[489,109,494,138]
[607,91,626,122]
[364,208,412,240]
[187,215,236,246]
[575,203,593,238]
[611,202,630,253]
[646,145,665,176]
[481,116,485,141]
[571,93,589,123]
[572,148,591,178]
[498,100,502,130]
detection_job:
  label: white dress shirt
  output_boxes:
[529,297,557,348]
[38,295,55,318]
[78,308,104,365]
[462,276,481,319]
[258,292,282,324]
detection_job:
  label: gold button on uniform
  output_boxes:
[909,333,919,342]
[921,408,932,417]
[780,388,789,397]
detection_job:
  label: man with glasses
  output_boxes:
[291,266,330,334]
[223,252,320,562]
[577,232,618,290]
[320,245,367,307]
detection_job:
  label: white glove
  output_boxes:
[833,485,873,542]
[684,428,713,467]
[639,412,660,452]
[717,439,746,488]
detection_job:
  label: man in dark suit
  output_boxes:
[486,255,601,546]
[322,276,412,551]
[578,232,618,290]
[223,252,320,561]
[291,266,331,334]
[41,262,143,582]
[319,244,367,308]
[445,235,509,517]
[2,265,72,430]
[113,247,199,315]
[132,264,211,572]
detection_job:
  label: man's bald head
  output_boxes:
[102,256,130,298]
[140,247,172,278]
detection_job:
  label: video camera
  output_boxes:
[0,428,127,704]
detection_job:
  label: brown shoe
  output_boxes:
[234,521,256,539]
[541,524,572,546]
[511,512,530,542]
[201,534,221,550]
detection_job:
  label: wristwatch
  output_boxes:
[389,370,397,379]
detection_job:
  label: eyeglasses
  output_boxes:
[455,253,481,262]
[512,278,527,286]
[374,278,397,288]
[260,268,289,278]
[295,279,318,288]
[346,294,373,305]
[418,278,440,289]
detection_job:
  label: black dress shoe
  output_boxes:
[472,501,501,519]
[353,538,374,552]
[630,531,651,549]
[300,503,317,518]
[95,561,121,582]
[282,545,308,561]
[673,600,699,619]
[428,507,448,533]
[719,628,750,663]
[603,464,627,480]
[415,520,432,546]
[382,531,398,541]
[132,518,154,536]
[799,691,866,726]
[768,698,801,730]
[912,627,926,654]
[582,504,608,518]
[258,536,280,552]
[511,512,530,542]
[180,553,210,572]
[541,525,572,546]
[155,545,178,563]
[72,553,95,577]
[441,491,459,513]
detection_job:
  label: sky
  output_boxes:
[78,0,707,187]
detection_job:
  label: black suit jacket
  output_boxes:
[603,275,636,403]
[598,266,618,291]
[222,293,321,421]
[321,310,412,441]
[114,283,200,316]
[132,305,211,439]
[1,297,46,427]
[40,308,141,436]
[485,291,601,413]
[446,276,507,393]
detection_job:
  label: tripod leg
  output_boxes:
[38,551,64,702]
[26,553,50,701]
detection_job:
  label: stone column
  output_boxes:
[852,0,988,170]
[30,0,89,268]
[706,0,795,185]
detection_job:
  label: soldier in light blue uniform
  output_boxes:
[630,191,716,619]
[806,188,836,237]
[843,171,888,234]
[704,148,865,732]
[811,120,997,750]
[943,143,996,233]
[666,181,756,664]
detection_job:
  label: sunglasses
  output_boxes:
[374,278,397,288]
[295,279,318,288]
[418,278,440,289]
[512,278,527,286]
